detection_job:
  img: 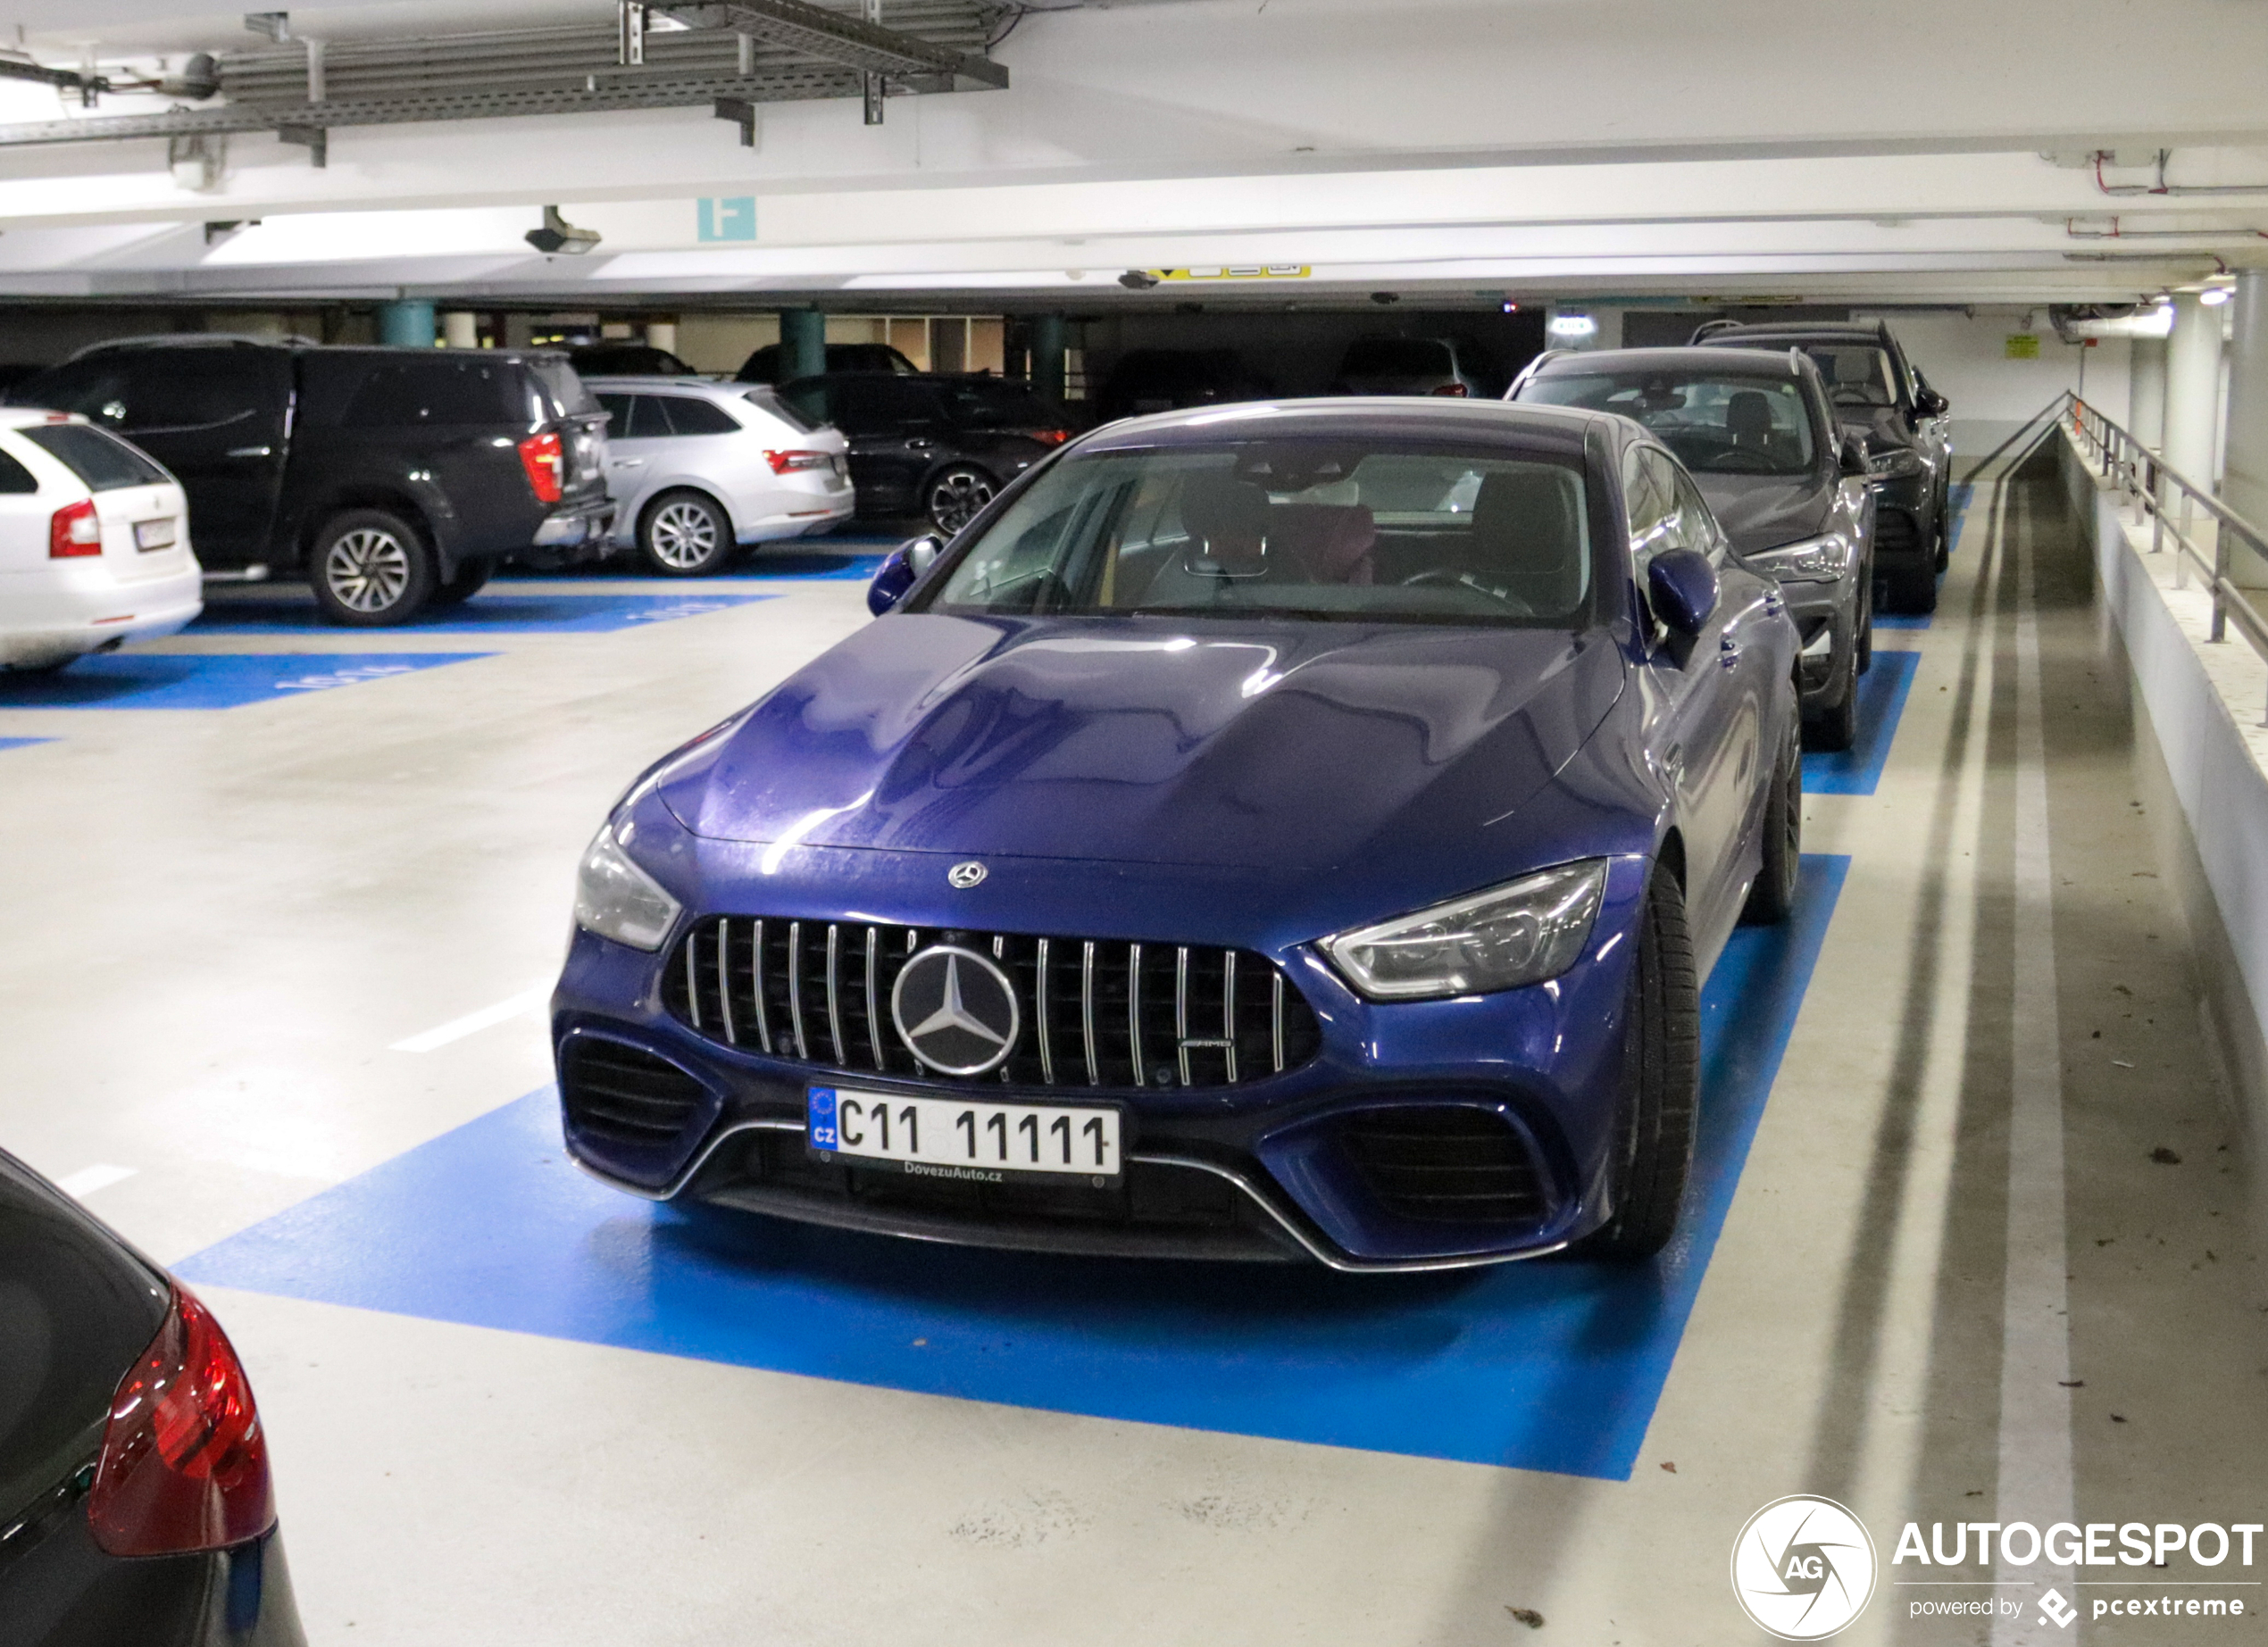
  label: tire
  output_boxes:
[1571,871,1700,1260]
[1805,667,1857,753]
[309,509,436,627]
[1931,488,1951,572]
[429,559,494,608]
[1855,572,1874,676]
[1742,707,1802,925]
[6,655,76,676]
[1889,561,1938,616]
[638,490,736,577]
[925,464,997,536]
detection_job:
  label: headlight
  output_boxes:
[1868,446,1925,479]
[1324,860,1607,1001]
[574,820,682,951]
[1744,532,1855,584]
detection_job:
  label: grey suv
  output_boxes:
[1694,320,1951,613]
[1513,345,1876,748]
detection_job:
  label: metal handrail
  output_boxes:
[2061,392,2268,722]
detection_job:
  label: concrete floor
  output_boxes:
[1,477,2261,1645]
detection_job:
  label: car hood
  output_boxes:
[659,614,1627,871]
[1693,472,1835,554]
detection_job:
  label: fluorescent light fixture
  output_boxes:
[2201,286,2233,306]
[1547,312,1597,338]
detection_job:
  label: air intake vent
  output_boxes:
[561,1037,707,1150]
[1339,1106,1549,1226]
[663,917,1321,1090]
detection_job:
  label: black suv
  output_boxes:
[779,372,1071,532]
[1694,320,1952,612]
[737,342,917,385]
[10,337,613,625]
[1092,348,1274,423]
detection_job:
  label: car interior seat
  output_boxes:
[1725,389,1774,450]
[1270,503,1377,586]
[1466,470,1586,614]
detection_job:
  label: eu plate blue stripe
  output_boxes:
[0,652,490,710]
[179,856,1847,1478]
[1802,649,1920,796]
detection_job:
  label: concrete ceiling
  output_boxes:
[0,0,2262,306]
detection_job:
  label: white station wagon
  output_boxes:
[585,377,856,576]
[0,411,201,674]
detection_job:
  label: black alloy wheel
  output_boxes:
[1889,561,1939,616]
[1855,570,1874,676]
[310,509,436,627]
[1571,869,1700,1260]
[638,490,736,577]
[925,464,997,535]
[1805,667,1858,753]
[1742,706,1802,925]
[429,559,494,608]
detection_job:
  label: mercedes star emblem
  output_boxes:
[890,944,1021,1076]
[947,861,988,889]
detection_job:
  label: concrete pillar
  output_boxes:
[1030,312,1067,400]
[377,298,436,349]
[440,311,479,349]
[2164,291,2222,490]
[780,308,826,381]
[645,319,678,356]
[2129,334,2167,451]
[2222,270,2268,585]
[930,316,968,375]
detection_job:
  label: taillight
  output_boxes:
[763,449,834,474]
[49,498,102,558]
[1030,428,1071,445]
[1430,383,1471,397]
[86,1285,275,1557]
[518,430,564,503]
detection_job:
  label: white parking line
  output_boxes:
[1993,480,2077,1643]
[390,981,553,1052]
[57,1163,137,1198]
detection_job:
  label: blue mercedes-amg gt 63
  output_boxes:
[553,397,1802,1271]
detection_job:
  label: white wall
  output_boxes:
[1865,309,2128,473]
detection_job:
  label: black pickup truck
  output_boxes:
[10,337,613,625]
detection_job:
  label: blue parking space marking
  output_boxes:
[0,736,54,752]
[195,591,775,635]
[0,652,489,710]
[180,856,1847,1480]
[1802,649,1920,796]
[715,551,887,581]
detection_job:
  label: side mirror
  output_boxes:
[1647,547,1720,636]
[1839,437,1870,478]
[1914,387,1949,418]
[865,534,945,617]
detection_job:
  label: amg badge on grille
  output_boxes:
[946,861,988,889]
[890,945,1021,1076]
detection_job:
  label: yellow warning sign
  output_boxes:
[1155,266,1312,281]
[2005,334,2041,360]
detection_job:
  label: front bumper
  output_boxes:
[1774,577,1858,711]
[552,845,1654,1272]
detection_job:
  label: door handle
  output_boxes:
[904,437,934,451]
[226,445,273,459]
[611,457,646,468]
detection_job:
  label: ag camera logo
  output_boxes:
[1732,1495,1879,1640]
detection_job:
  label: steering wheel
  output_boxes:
[1695,448,1779,474]
[1399,568,1536,616]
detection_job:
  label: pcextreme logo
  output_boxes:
[1731,1496,1880,1640]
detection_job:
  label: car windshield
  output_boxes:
[1341,339,1453,377]
[1523,370,1817,476]
[1797,345,1898,409]
[921,438,1591,627]
[941,379,1061,429]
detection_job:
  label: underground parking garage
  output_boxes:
[4,3,2268,1643]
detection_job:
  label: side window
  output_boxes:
[342,359,519,427]
[122,350,277,432]
[0,442,38,493]
[655,396,740,437]
[855,380,945,432]
[1667,465,1725,562]
[593,393,634,435]
[1622,445,1674,566]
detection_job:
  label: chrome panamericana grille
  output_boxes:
[662,918,1321,1089]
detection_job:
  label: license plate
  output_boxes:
[133,519,176,551]
[807,1085,1122,1182]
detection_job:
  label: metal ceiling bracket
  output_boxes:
[244,12,290,42]
[620,0,647,67]
[714,95,758,146]
[657,0,1006,88]
[861,0,884,124]
[276,121,326,166]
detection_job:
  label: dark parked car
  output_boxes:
[1092,349,1274,423]
[0,1148,304,1645]
[736,342,917,385]
[1329,336,1491,397]
[1695,320,1951,612]
[1513,345,1876,748]
[779,372,1071,533]
[553,398,1802,1269]
[570,342,699,378]
[9,337,614,626]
